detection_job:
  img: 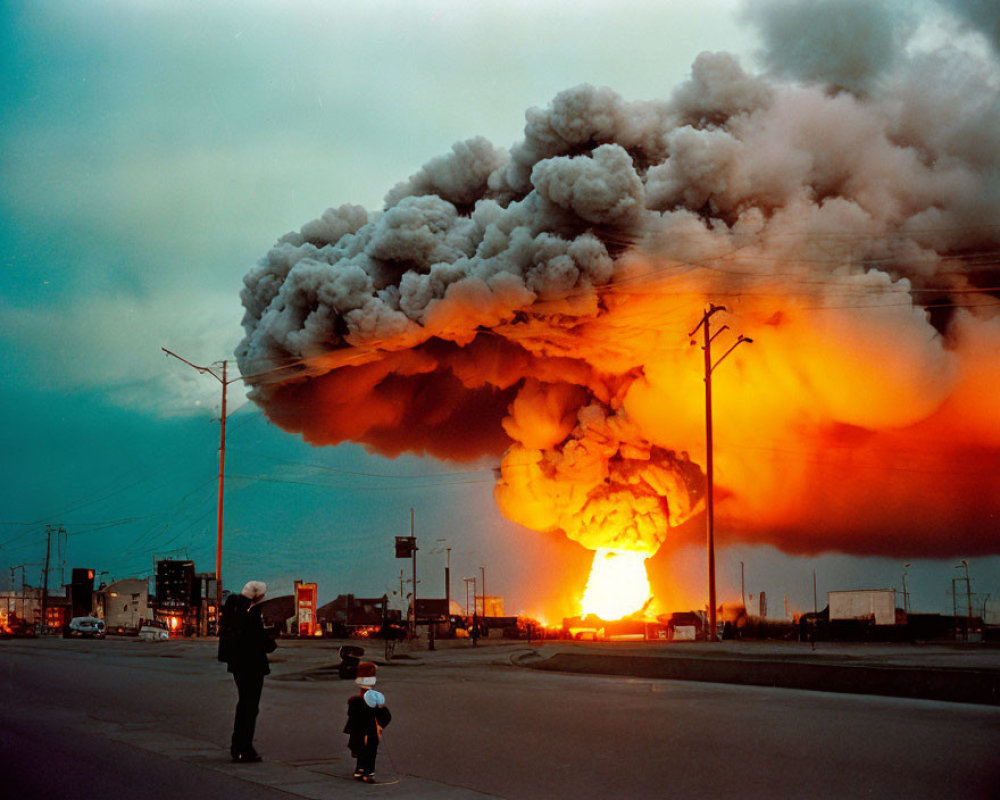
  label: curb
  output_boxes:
[525,652,1000,705]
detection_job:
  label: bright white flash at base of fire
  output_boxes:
[580,549,651,620]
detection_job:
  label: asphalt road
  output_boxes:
[2,636,998,799]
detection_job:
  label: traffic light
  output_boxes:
[395,536,416,558]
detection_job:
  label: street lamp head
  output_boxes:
[741,336,754,344]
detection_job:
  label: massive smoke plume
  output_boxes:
[238,3,1000,568]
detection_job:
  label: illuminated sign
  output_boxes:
[296,583,318,637]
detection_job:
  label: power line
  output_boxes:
[227,448,500,480]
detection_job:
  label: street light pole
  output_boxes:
[689,304,752,641]
[162,349,239,618]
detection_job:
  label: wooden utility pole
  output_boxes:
[436,539,451,614]
[813,568,818,614]
[41,525,61,628]
[480,566,486,618]
[689,304,752,642]
[162,349,237,618]
[465,576,478,647]
[410,508,418,637]
[464,577,475,617]
[216,360,227,616]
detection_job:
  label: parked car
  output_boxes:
[138,623,170,641]
[65,616,106,639]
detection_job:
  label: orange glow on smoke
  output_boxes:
[239,73,1000,622]
[580,549,651,620]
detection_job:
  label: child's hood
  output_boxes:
[363,689,386,708]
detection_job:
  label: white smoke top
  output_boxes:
[238,2,1000,560]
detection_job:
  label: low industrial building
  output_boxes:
[95,579,150,633]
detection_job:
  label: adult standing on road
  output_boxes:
[218,580,276,763]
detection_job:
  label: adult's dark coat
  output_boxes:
[218,594,275,674]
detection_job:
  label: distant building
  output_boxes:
[474,595,504,617]
[1,585,43,625]
[96,578,150,633]
[70,568,96,618]
[984,597,1000,627]
[153,560,201,635]
[414,598,464,621]
[257,594,295,632]
[828,589,902,626]
[44,594,71,629]
[195,572,219,636]
[319,595,395,636]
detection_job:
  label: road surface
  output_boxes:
[1,636,997,799]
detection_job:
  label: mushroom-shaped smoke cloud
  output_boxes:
[238,32,1000,591]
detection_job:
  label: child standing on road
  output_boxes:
[344,661,391,783]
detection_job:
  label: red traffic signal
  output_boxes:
[395,536,416,558]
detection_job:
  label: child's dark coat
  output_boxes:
[344,690,391,772]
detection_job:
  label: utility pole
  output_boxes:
[41,525,62,629]
[480,566,487,618]
[464,577,476,617]
[740,561,745,609]
[436,538,451,614]
[956,560,973,638]
[464,577,478,646]
[902,563,911,614]
[162,349,239,618]
[57,527,66,588]
[813,568,818,614]
[689,303,752,641]
[410,508,418,638]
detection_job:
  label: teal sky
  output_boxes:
[2,0,998,621]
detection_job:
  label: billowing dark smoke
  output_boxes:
[238,1,1000,562]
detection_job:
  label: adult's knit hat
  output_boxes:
[241,581,267,602]
[355,661,377,687]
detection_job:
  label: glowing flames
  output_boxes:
[580,549,651,620]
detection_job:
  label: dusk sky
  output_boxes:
[2,0,998,623]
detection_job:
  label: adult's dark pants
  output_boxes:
[231,670,265,756]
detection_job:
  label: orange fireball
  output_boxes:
[580,549,651,620]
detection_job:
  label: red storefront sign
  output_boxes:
[296,582,318,637]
